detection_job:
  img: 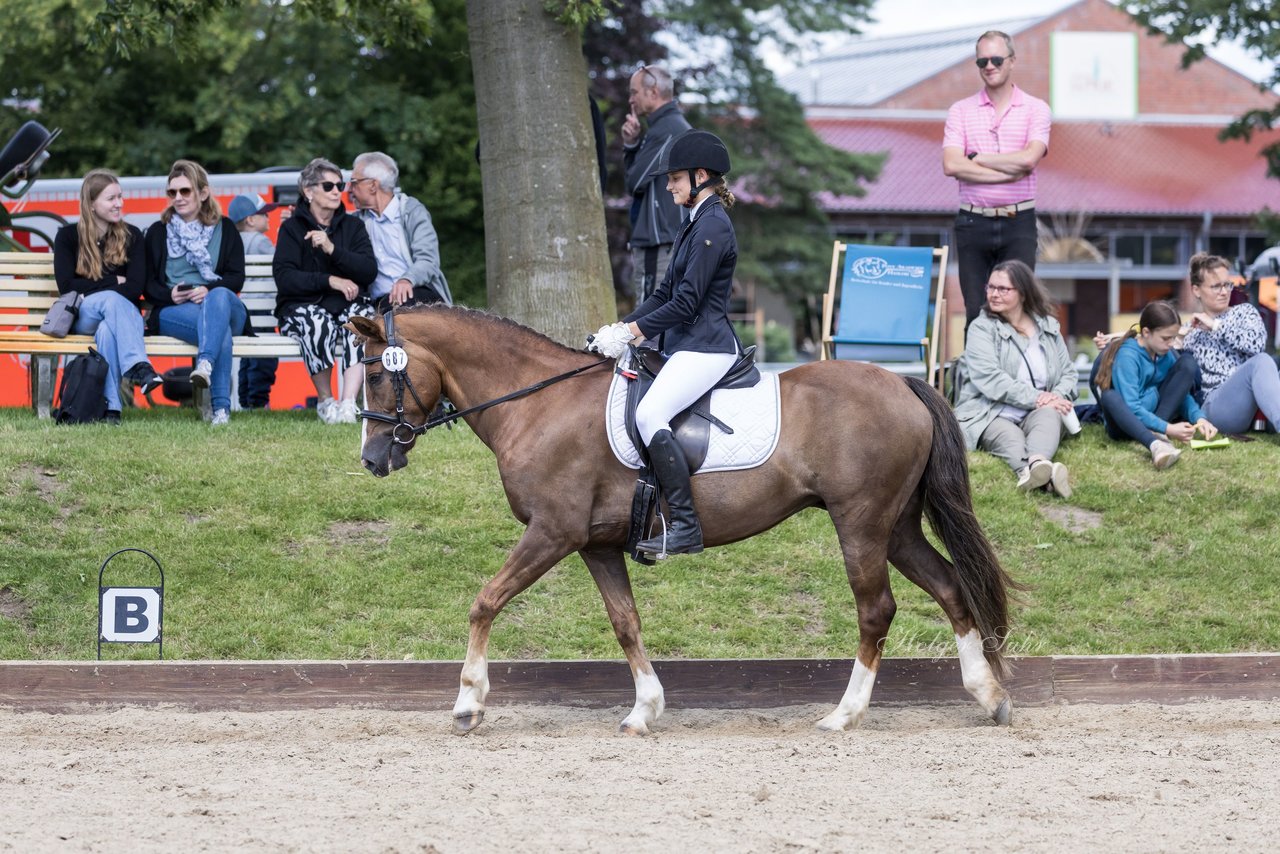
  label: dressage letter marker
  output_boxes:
[97,548,166,659]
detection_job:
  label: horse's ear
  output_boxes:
[347,315,384,344]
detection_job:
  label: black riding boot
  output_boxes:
[636,429,704,556]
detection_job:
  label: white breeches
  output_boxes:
[636,349,738,445]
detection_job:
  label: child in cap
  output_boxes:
[228,194,280,256]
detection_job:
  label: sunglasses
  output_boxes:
[975,55,1009,69]
[165,187,194,198]
[313,180,346,192]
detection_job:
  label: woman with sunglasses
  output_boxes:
[273,157,377,424]
[952,259,1078,497]
[144,159,248,426]
[1182,252,1280,433]
[53,168,163,424]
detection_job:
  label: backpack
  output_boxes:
[945,355,967,408]
[53,348,109,424]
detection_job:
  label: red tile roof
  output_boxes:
[812,117,1280,217]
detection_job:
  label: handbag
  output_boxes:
[40,291,83,338]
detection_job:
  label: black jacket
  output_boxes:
[624,197,739,355]
[273,203,377,320]
[623,100,692,248]
[53,223,145,302]
[143,216,247,334]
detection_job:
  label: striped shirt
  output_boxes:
[943,85,1051,207]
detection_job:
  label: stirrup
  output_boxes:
[638,513,671,559]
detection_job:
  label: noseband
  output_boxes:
[360,309,610,444]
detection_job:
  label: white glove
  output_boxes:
[588,322,634,359]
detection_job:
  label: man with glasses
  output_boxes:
[622,64,691,304]
[943,30,1051,333]
[349,151,453,313]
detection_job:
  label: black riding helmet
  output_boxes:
[649,129,731,208]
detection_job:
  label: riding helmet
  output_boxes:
[648,130,732,178]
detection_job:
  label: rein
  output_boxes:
[359,309,611,444]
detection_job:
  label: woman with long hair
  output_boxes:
[1092,301,1216,469]
[52,169,162,424]
[1182,252,1280,433]
[143,159,248,426]
[952,259,1078,497]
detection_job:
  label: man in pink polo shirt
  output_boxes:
[943,29,1051,331]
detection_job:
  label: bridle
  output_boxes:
[359,309,610,444]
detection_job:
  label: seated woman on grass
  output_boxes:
[1092,301,1217,470]
[953,259,1078,498]
[1182,252,1280,434]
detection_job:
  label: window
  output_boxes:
[1150,235,1181,266]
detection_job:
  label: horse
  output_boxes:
[349,305,1020,735]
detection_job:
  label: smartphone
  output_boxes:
[175,283,196,292]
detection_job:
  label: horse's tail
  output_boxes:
[902,375,1024,679]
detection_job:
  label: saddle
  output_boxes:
[622,344,760,471]
[621,344,759,565]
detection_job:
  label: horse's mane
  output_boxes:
[398,303,590,357]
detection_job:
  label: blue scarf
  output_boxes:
[165,217,221,282]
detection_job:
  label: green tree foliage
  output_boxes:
[586,1,882,309]
[0,0,486,305]
[1123,1,1280,177]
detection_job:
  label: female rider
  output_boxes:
[590,130,743,556]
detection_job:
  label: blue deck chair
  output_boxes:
[821,242,948,389]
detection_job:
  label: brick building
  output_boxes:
[782,0,1278,353]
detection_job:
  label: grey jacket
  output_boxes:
[952,311,1077,449]
[623,100,692,248]
[358,193,453,305]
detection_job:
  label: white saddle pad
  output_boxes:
[605,358,781,473]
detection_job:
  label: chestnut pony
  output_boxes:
[350,306,1018,735]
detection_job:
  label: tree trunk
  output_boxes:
[465,0,616,345]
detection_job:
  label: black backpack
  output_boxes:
[53,348,109,424]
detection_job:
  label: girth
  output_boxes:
[622,344,759,472]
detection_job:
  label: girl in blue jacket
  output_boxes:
[1092,301,1218,469]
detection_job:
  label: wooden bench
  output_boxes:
[0,251,299,416]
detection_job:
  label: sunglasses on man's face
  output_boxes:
[165,186,194,198]
[975,55,1009,69]
[314,180,346,193]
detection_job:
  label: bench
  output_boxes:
[0,251,299,416]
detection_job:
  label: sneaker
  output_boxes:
[125,362,164,395]
[209,408,230,427]
[1016,458,1053,492]
[190,359,213,390]
[335,398,358,424]
[103,410,122,426]
[1048,461,1072,499]
[1151,439,1181,470]
[316,398,340,424]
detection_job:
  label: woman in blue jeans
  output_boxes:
[52,169,163,424]
[144,160,247,426]
[1183,252,1280,434]
[1092,300,1218,470]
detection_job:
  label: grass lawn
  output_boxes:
[1,404,1278,661]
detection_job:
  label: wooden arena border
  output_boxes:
[2,654,1278,713]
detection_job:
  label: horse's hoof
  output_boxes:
[618,721,650,737]
[992,697,1013,727]
[453,710,485,735]
[815,712,860,732]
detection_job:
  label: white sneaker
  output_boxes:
[1048,461,1072,499]
[1151,440,1181,470]
[1017,458,1053,492]
[190,359,213,389]
[336,398,358,423]
[316,398,340,424]
[209,408,230,427]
